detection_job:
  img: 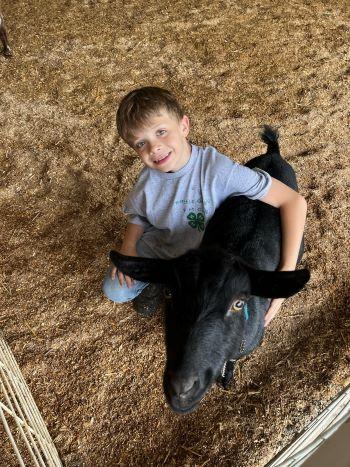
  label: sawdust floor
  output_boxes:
[0,0,350,465]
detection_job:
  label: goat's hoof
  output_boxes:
[3,47,12,57]
[217,359,236,390]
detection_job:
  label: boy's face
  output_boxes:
[127,109,191,173]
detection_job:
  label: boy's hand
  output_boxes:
[112,223,145,289]
[264,263,296,327]
[110,265,135,289]
[110,246,138,289]
[264,298,285,327]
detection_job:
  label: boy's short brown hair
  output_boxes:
[116,87,185,143]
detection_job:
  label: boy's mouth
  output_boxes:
[154,152,171,165]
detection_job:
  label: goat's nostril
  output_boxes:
[175,376,198,399]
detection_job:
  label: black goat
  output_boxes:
[0,14,12,57]
[110,127,310,414]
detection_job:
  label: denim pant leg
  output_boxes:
[102,266,149,303]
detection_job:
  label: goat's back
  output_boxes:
[201,146,298,271]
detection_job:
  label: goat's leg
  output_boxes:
[0,14,12,57]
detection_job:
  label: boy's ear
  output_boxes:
[246,267,310,298]
[181,115,190,137]
[109,251,174,284]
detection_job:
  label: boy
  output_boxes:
[103,87,307,326]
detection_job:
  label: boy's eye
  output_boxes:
[135,141,145,149]
[158,129,166,136]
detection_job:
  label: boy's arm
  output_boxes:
[260,177,307,325]
[111,222,145,287]
[119,222,145,256]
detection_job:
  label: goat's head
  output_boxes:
[110,248,309,414]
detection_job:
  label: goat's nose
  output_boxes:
[172,376,199,399]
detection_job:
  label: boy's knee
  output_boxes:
[102,276,132,303]
[102,269,149,303]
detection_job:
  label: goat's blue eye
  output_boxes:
[230,300,245,312]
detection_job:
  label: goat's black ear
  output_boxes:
[247,267,310,298]
[109,251,174,284]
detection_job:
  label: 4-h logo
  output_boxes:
[187,212,205,231]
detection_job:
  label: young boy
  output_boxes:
[103,87,307,326]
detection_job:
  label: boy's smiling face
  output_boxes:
[128,109,191,173]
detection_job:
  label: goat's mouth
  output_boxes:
[170,401,203,415]
[163,369,215,414]
[165,384,210,415]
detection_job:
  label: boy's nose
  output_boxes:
[150,143,162,155]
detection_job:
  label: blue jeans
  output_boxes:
[102,266,149,303]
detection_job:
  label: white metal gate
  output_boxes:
[0,332,62,466]
[267,384,350,467]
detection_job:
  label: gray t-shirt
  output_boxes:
[124,144,271,259]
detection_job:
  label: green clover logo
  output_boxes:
[187,212,205,231]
